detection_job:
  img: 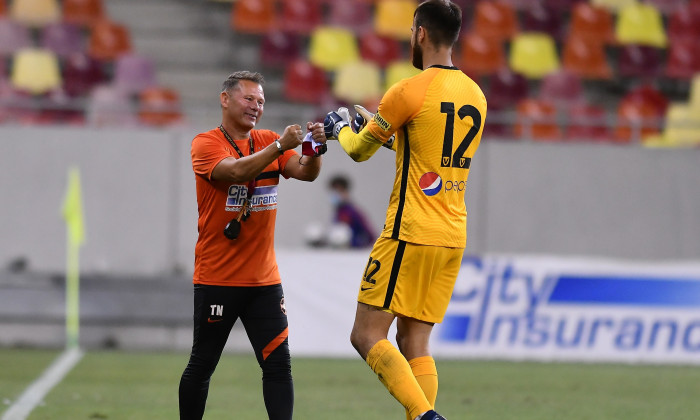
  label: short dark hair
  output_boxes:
[222,71,265,93]
[414,0,462,48]
[329,175,350,191]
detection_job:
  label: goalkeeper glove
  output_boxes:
[352,104,396,150]
[324,107,351,140]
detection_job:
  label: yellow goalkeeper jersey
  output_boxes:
[366,65,487,248]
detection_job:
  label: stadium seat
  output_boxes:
[591,0,636,12]
[488,68,529,110]
[569,3,614,44]
[10,48,62,94]
[565,104,610,141]
[690,73,700,112]
[665,39,700,80]
[508,33,560,79]
[113,53,157,94]
[278,0,321,35]
[659,103,700,146]
[645,0,687,15]
[615,2,668,47]
[39,22,84,57]
[230,0,275,34]
[384,60,421,91]
[458,32,506,77]
[88,20,132,61]
[37,87,85,125]
[521,2,563,40]
[62,0,105,27]
[0,18,31,56]
[539,70,585,109]
[374,0,417,41]
[283,59,329,104]
[328,0,372,33]
[308,26,359,71]
[332,60,381,104]
[625,85,669,116]
[0,0,6,16]
[0,80,37,123]
[667,4,700,43]
[359,32,401,69]
[138,87,184,126]
[62,52,105,97]
[514,98,562,140]
[10,0,60,27]
[562,35,612,79]
[259,31,301,67]
[544,0,586,14]
[87,85,136,126]
[615,95,665,142]
[617,45,663,79]
[472,1,518,42]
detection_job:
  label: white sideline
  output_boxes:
[2,347,84,420]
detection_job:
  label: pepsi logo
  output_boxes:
[419,172,442,196]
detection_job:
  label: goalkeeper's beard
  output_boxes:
[411,41,423,70]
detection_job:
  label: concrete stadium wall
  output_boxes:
[1,126,698,275]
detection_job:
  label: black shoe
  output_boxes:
[421,410,447,420]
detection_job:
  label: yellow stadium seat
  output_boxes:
[11,48,62,94]
[615,2,667,47]
[374,0,417,41]
[509,33,560,79]
[10,0,60,27]
[332,60,381,104]
[384,60,420,91]
[591,0,637,12]
[309,26,360,72]
[665,103,700,146]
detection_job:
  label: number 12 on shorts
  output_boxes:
[363,257,381,285]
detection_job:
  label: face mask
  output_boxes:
[329,191,342,206]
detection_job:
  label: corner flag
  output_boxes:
[62,166,85,349]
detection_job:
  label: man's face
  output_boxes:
[223,79,265,131]
[410,20,424,70]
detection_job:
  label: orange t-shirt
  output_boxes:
[191,128,296,286]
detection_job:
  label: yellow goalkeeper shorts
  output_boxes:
[357,237,464,324]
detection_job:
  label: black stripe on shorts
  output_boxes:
[383,240,407,309]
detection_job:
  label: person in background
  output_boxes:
[328,174,376,248]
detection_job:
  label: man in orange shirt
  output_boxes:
[179,71,326,420]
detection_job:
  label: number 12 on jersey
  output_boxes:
[440,102,482,169]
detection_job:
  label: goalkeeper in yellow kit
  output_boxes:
[323,1,487,419]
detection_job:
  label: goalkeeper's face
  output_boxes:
[223,80,265,131]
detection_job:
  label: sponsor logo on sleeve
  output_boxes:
[373,113,391,132]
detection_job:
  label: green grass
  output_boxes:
[0,348,60,410]
[2,349,699,419]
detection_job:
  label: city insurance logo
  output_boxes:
[436,256,700,363]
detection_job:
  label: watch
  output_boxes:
[274,139,283,154]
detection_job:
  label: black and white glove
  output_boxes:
[324,107,351,140]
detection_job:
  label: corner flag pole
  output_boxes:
[62,166,85,350]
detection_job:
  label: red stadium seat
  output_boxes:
[625,85,669,116]
[62,52,105,97]
[458,32,506,77]
[617,45,662,79]
[278,0,321,34]
[359,32,401,69]
[569,3,614,44]
[665,39,700,80]
[515,98,562,140]
[328,0,372,33]
[488,68,529,110]
[566,104,610,141]
[472,1,518,42]
[544,0,586,14]
[0,0,5,16]
[667,4,700,43]
[615,98,662,142]
[539,70,585,109]
[283,59,330,104]
[138,87,184,126]
[521,2,564,40]
[562,35,612,80]
[230,0,275,34]
[259,31,301,67]
[62,0,104,27]
[88,19,132,61]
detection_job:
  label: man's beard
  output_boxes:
[411,41,423,70]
